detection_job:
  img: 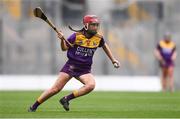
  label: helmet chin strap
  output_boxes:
[84,23,88,30]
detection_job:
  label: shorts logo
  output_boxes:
[69,65,75,71]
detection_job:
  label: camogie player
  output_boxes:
[28,15,120,112]
[154,33,177,92]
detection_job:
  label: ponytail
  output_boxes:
[68,25,84,32]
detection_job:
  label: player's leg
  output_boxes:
[29,72,72,112]
[161,67,168,92]
[168,66,174,92]
[75,73,96,96]
[60,73,95,111]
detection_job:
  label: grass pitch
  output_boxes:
[0,91,180,118]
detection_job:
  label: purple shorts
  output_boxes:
[159,61,174,68]
[60,61,91,78]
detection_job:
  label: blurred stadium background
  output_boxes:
[1,0,180,118]
[0,0,179,90]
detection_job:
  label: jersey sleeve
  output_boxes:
[156,43,161,51]
[98,37,105,47]
[66,33,76,47]
[172,45,176,53]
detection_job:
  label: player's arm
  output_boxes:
[171,46,177,61]
[172,51,177,61]
[102,43,120,68]
[154,48,165,65]
[57,31,69,51]
[154,43,164,61]
[154,49,162,61]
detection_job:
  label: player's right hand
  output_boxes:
[160,59,166,66]
[57,31,64,40]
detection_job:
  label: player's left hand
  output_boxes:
[57,31,64,40]
[112,60,120,68]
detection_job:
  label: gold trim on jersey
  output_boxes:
[75,32,102,48]
[159,40,175,49]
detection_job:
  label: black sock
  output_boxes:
[65,93,75,101]
[32,101,40,110]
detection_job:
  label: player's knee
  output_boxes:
[86,83,95,91]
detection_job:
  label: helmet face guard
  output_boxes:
[83,15,99,35]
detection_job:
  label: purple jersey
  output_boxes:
[66,32,105,66]
[60,32,105,77]
[157,40,176,67]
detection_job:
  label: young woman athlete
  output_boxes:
[29,15,120,112]
[154,33,177,92]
